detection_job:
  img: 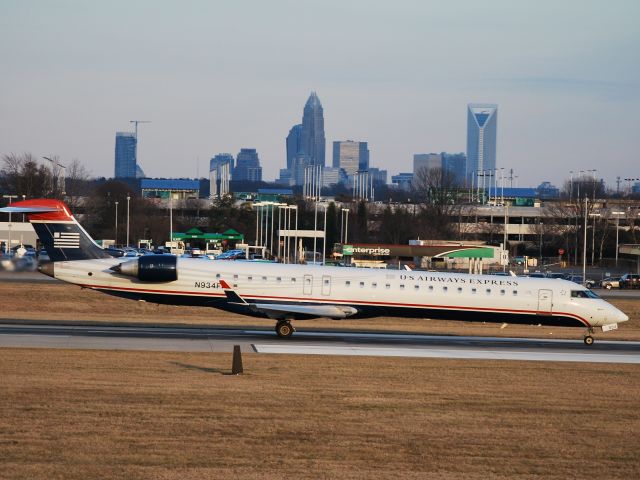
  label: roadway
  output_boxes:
[1,323,639,364]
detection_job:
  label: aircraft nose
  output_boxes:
[615,309,630,323]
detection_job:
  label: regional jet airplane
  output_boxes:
[1,199,629,344]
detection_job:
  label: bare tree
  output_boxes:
[411,166,463,239]
[0,152,51,199]
[64,159,91,211]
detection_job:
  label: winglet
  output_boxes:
[219,279,248,304]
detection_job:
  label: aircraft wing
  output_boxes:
[251,303,357,319]
[219,280,357,319]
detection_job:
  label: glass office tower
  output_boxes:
[466,103,497,182]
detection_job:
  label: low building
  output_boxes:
[141,179,200,200]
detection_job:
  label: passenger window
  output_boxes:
[346,281,351,287]
[291,278,296,283]
[276,277,282,282]
[216,273,221,279]
[385,284,391,289]
[472,288,477,294]
[500,289,505,295]
[325,279,330,285]
[486,288,491,294]
[400,284,405,290]
[248,276,252,281]
[262,276,267,281]
[414,285,419,291]
[458,287,463,293]
[443,286,448,292]
[359,282,365,288]
[372,282,377,288]
[428,286,434,292]
[233,274,238,280]
[512,290,518,296]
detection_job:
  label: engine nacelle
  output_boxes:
[111,255,178,282]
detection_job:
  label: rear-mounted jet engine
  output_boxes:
[110,255,178,282]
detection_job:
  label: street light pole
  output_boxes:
[539,220,543,265]
[2,195,18,254]
[612,211,625,267]
[169,195,173,250]
[344,209,349,245]
[582,197,588,286]
[322,204,327,265]
[126,195,130,247]
[114,201,119,246]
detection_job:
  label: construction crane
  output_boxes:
[129,120,151,142]
[129,120,151,171]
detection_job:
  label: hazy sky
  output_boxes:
[1,0,638,187]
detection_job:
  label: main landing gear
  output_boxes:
[275,320,295,339]
[584,327,595,346]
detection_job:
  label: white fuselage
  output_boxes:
[52,257,629,329]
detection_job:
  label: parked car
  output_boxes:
[566,275,596,289]
[545,272,567,280]
[215,249,246,260]
[619,274,640,289]
[600,277,621,290]
[105,247,125,258]
[37,249,50,262]
[527,272,546,278]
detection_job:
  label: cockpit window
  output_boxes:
[571,290,599,299]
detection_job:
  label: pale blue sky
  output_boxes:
[1,0,638,186]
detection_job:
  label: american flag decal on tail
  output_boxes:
[53,231,81,249]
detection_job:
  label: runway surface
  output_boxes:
[1,323,639,363]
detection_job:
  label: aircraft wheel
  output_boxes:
[584,335,594,346]
[276,321,294,339]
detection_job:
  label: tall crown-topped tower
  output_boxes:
[300,92,326,167]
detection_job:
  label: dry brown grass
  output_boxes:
[0,348,639,479]
[2,280,640,341]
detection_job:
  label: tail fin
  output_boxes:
[0,199,111,262]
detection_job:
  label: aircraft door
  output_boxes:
[321,275,331,296]
[303,274,313,295]
[537,289,553,314]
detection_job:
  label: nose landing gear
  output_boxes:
[583,327,595,346]
[275,320,295,338]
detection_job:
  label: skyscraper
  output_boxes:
[442,152,467,186]
[233,148,262,182]
[114,132,137,178]
[300,92,326,167]
[209,153,234,197]
[333,140,369,176]
[286,124,303,170]
[413,153,442,175]
[466,103,497,181]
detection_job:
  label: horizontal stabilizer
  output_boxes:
[0,206,59,214]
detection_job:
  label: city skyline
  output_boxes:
[1,1,638,186]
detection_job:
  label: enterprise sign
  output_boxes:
[340,243,495,258]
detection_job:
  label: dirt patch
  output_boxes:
[2,280,639,340]
[1,348,639,479]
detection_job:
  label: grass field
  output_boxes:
[1,280,639,341]
[1,348,640,479]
